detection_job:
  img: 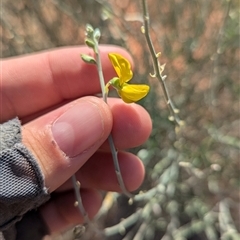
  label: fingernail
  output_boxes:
[52,101,104,157]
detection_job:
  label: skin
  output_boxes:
[1,46,152,234]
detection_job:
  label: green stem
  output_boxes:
[94,38,133,198]
[141,0,182,126]
[104,209,142,236]
[108,134,133,198]
[71,175,101,234]
[94,43,107,103]
[71,175,89,220]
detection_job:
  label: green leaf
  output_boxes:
[81,54,96,64]
[85,39,95,49]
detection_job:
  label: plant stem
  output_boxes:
[71,175,89,220]
[94,36,133,198]
[104,209,142,237]
[141,0,182,126]
[94,42,107,102]
[108,134,133,198]
[71,175,101,234]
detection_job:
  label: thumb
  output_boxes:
[22,96,112,191]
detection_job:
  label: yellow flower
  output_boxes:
[107,53,150,103]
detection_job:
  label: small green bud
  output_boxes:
[85,24,94,40]
[109,77,121,90]
[86,24,94,34]
[81,54,96,64]
[85,39,95,49]
[93,28,101,42]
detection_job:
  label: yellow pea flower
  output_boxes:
[106,53,150,103]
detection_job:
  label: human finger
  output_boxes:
[101,98,152,150]
[21,96,151,192]
[57,151,145,192]
[1,45,133,123]
[22,96,113,192]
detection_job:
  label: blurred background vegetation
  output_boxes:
[1,0,239,239]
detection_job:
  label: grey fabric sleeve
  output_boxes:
[0,118,50,239]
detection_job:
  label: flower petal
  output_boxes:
[108,53,133,85]
[119,84,150,103]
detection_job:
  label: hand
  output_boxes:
[1,46,152,233]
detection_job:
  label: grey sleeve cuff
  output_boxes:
[0,118,50,239]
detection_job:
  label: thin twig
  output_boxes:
[93,32,134,198]
[108,134,133,198]
[71,175,102,235]
[104,209,142,237]
[71,175,89,220]
[71,174,91,225]
[141,0,182,126]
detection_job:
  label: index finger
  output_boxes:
[0,45,133,122]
